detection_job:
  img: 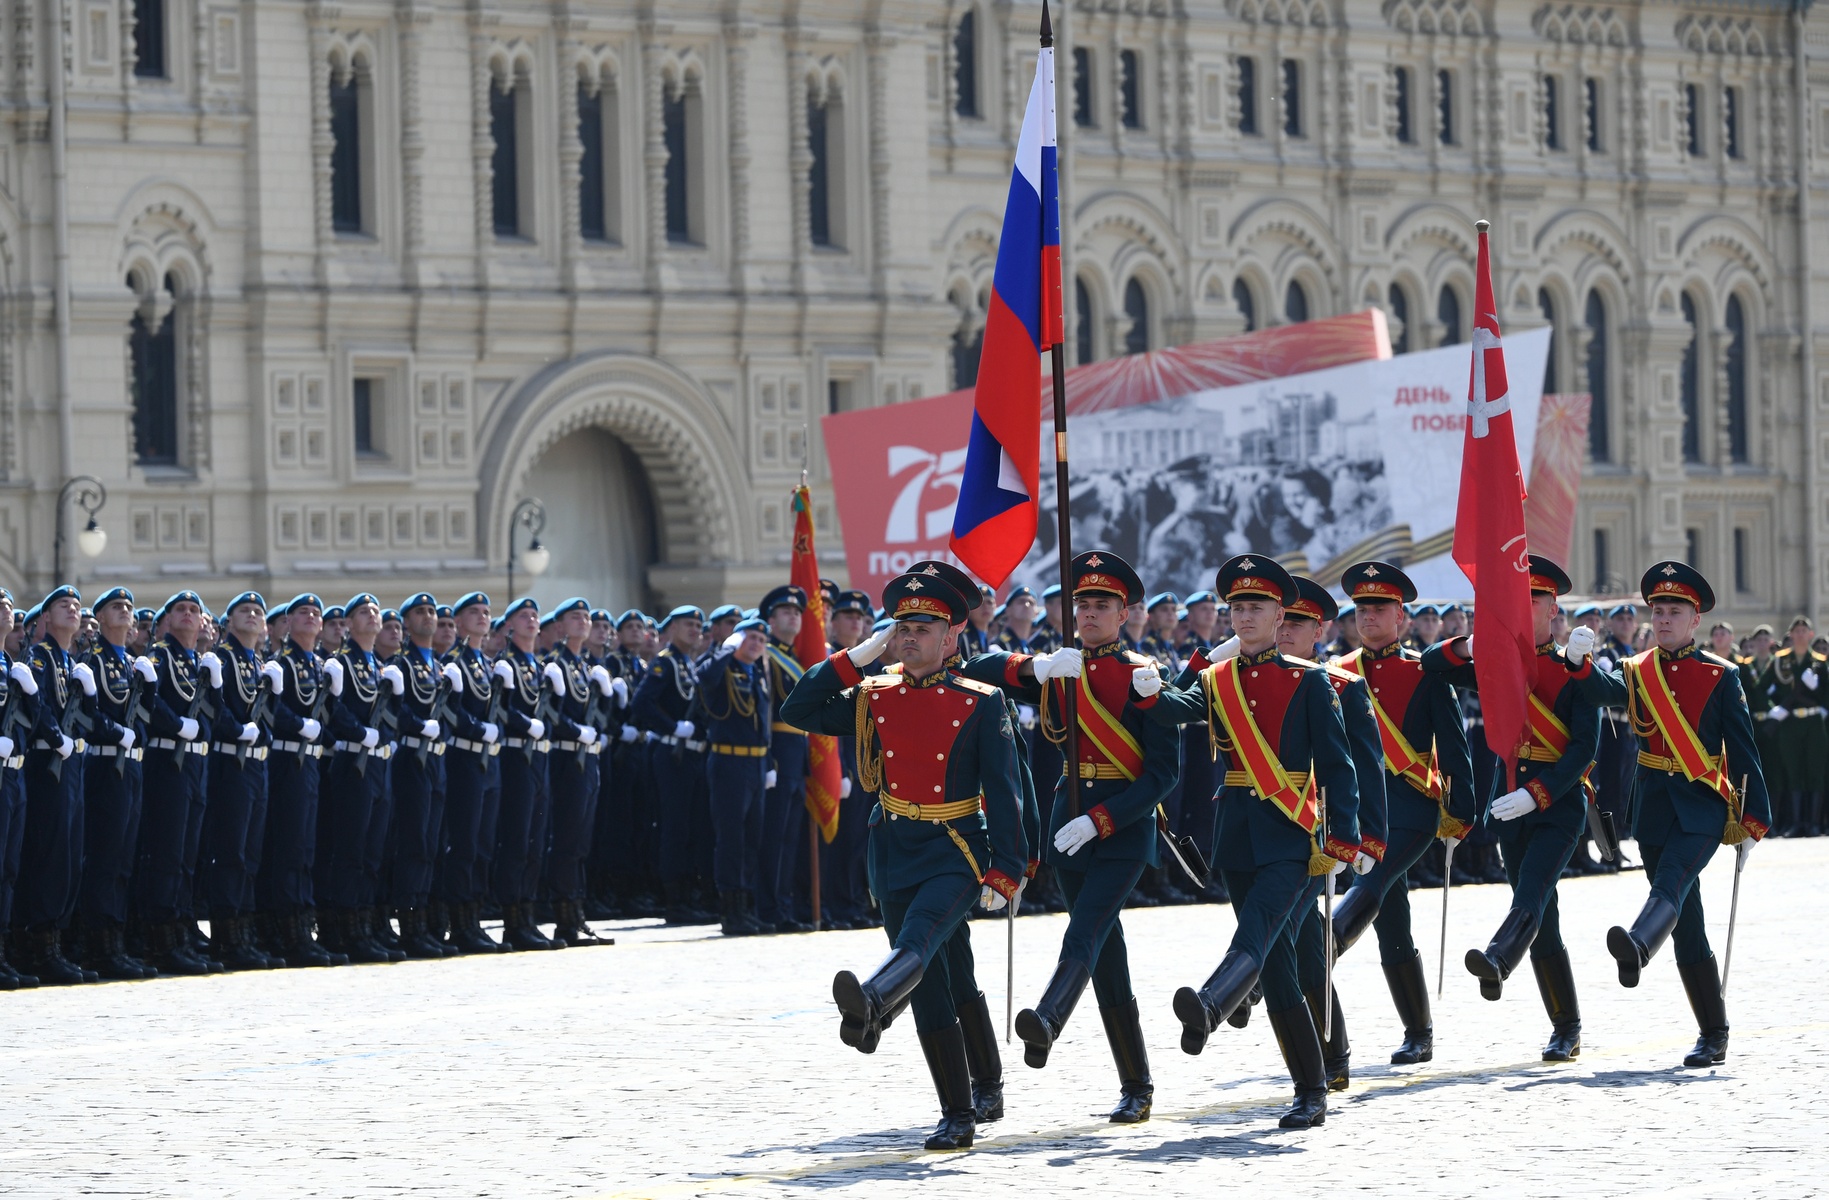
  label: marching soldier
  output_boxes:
[1592,562,1771,1068]
[387,593,456,959]
[262,594,342,968]
[1325,560,1477,1066]
[782,572,1028,1151]
[542,597,611,946]
[491,596,559,950]
[757,586,812,933]
[697,615,772,936]
[317,593,400,964]
[1755,617,1826,839]
[1422,557,1598,1061]
[72,587,153,980]
[1146,556,1362,1129]
[438,592,505,953]
[1010,551,1179,1125]
[631,606,716,926]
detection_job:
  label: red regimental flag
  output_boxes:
[1452,222,1536,791]
[791,485,842,842]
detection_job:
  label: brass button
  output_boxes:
[933,785,942,793]
[952,720,960,727]
[936,752,945,760]
[885,750,894,757]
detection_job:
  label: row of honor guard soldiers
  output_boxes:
[787,548,1771,1150]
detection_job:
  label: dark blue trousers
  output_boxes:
[438,748,496,905]
[316,754,377,909]
[1056,859,1145,1008]
[1497,817,1578,959]
[820,780,871,921]
[133,749,200,920]
[1220,860,1314,1011]
[79,756,142,923]
[203,754,268,915]
[1347,823,1436,966]
[14,752,85,929]
[360,755,395,907]
[544,747,599,903]
[1640,832,1721,966]
[878,873,982,1034]
[0,770,24,927]
[654,744,708,885]
[179,754,209,918]
[493,747,549,905]
[259,751,318,911]
[706,750,765,894]
[387,748,446,909]
[756,733,809,924]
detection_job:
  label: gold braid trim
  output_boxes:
[942,824,983,882]
[855,689,883,794]
[1039,679,1067,747]
[1202,672,1235,763]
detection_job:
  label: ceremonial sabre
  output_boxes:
[1006,880,1022,1042]
[1320,787,1334,1041]
[1437,776,1455,999]
[1723,774,1749,993]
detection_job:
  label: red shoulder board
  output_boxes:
[866,680,984,804]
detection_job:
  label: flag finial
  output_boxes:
[1040,0,1053,47]
[1475,218,1490,234]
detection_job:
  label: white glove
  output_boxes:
[442,661,464,693]
[70,662,97,696]
[526,718,546,740]
[300,718,322,742]
[612,677,629,704]
[480,721,501,744]
[542,662,565,690]
[1210,635,1242,662]
[590,665,613,696]
[1768,705,1789,722]
[200,652,223,688]
[419,719,441,739]
[1492,787,1537,821]
[1033,647,1084,683]
[720,631,744,653]
[0,736,12,759]
[673,720,696,739]
[764,768,779,789]
[840,776,853,798]
[1805,668,1820,690]
[56,734,75,759]
[1017,704,1037,728]
[238,722,260,743]
[8,662,36,695]
[178,717,200,741]
[577,726,598,745]
[1329,857,1350,877]
[133,656,158,683]
[1440,834,1463,854]
[1564,626,1595,665]
[381,664,405,695]
[1353,850,1376,875]
[980,886,1007,912]
[1736,838,1753,869]
[1054,813,1099,856]
[118,728,136,753]
[1464,635,1474,658]
[361,726,379,749]
[323,658,345,696]
[618,724,639,744]
[847,625,893,666]
[493,660,515,684]
[1131,662,1164,698]
[262,660,285,692]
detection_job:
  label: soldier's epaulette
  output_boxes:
[1282,653,1346,677]
[945,674,998,697]
[858,674,901,692]
[1695,650,1736,670]
[1120,650,1152,668]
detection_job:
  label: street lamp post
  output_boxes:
[53,475,108,585]
[506,497,550,600]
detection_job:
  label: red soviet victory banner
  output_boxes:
[791,485,842,842]
[1452,219,1536,790]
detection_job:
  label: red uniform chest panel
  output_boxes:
[1530,656,1571,712]
[867,682,981,802]
[1643,655,1726,756]
[1362,654,1425,722]
[1234,660,1307,756]
[1056,655,1141,765]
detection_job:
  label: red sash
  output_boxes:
[1204,658,1319,834]
[1337,650,1443,800]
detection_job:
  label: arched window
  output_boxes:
[1119,50,1142,129]
[1393,67,1414,144]
[1680,293,1701,463]
[1237,58,1259,135]
[1585,290,1610,461]
[577,75,621,244]
[1437,69,1455,145]
[1725,295,1748,463]
[1075,277,1095,365]
[328,59,371,235]
[808,81,846,249]
[491,67,530,239]
[1437,285,1461,345]
[662,73,704,245]
[1233,279,1256,332]
[129,273,180,466]
[1123,279,1150,355]
[1281,59,1302,137]
[1684,82,1703,157]
[1538,288,1558,393]
[132,0,166,78]
[1388,283,1411,354]
[1072,48,1094,128]
[953,11,978,119]
[1284,280,1309,325]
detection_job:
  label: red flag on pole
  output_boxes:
[1452,219,1536,791]
[791,485,842,842]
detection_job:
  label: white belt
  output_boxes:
[0,754,19,769]
[34,739,86,754]
[401,735,446,756]
[271,740,323,758]
[212,743,268,761]
[659,736,708,752]
[503,737,550,752]
[552,740,603,755]
[149,737,208,755]
[333,740,394,759]
[86,744,142,761]
[450,737,501,756]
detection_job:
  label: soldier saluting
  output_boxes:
[1587,562,1770,1069]
[782,572,1028,1152]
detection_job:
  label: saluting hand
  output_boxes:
[846,625,893,667]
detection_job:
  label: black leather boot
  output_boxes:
[957,991,1004,1123]
[0,929,37,988]
[1173,948,1260,1056]
[1607,894,1678,988]
[1329,883,1381,957]
[1229,981,1262,1029]
[1100,998,1153,1123]
[1304,985,1350,1090]
[215,913,278,971]
[554,897,612,946]
[917,1023,976,1150]
[397,908,447,959]
[1267,1003,1329,1128]
[370,907,407,960]
[503,902,558,951]
[720,891,763,937]
[282,910,336,968]
[448,902,502,953]
[104,920,158,980]
[1383,950,1433,1064]
[26,926,90,985]
[833,947,924,1052]
[1532,946,1582,1061]
[1678,955,1729,1067]
[150,919,213,976]
[336,909,393,964]
[663,880,715,926]
[1465,907,1540,1000]
[1015,959,1091,1068]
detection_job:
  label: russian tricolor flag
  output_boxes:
[948,23,1061,588]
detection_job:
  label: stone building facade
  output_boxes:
[1,0,1825,623]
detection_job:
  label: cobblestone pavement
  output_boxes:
[6,839,1824,1199]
